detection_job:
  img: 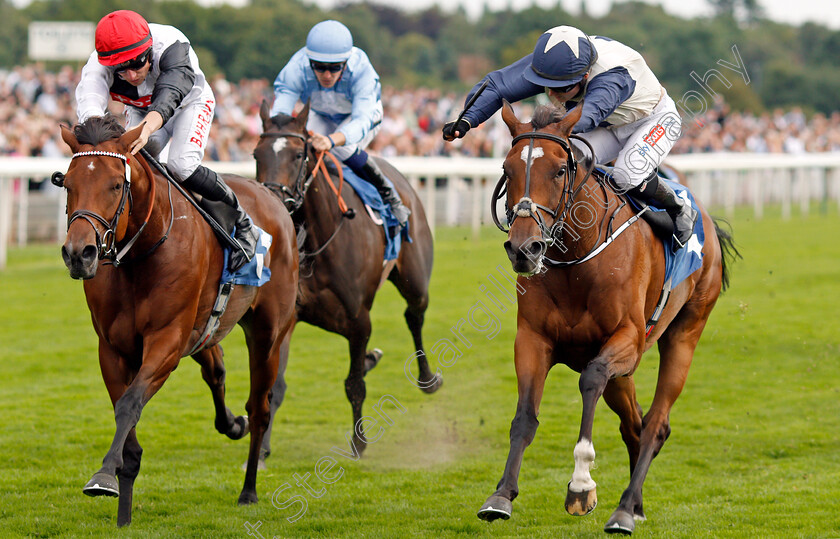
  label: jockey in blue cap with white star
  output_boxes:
[270,19,410,225]
[443,25,697,251]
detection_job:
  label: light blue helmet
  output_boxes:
[305,20,353,63]
[524,26,598,88]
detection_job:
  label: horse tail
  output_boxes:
[712,217,742,292]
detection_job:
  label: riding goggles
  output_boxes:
[114,50,151,73]
[550,81,580,94]
[310,60,345,73]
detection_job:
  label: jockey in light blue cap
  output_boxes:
[443,25,698,252]
[270,20,410,225]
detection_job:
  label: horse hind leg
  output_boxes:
[604,332,698,535]
[192,345,248,441]
[257,329,293,469]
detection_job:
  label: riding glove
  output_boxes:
[442,119,471,141]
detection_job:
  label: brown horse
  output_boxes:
[253,100,439,456]
[57,116,298,526]
[476,102,738,534]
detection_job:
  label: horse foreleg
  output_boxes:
[602,375,644,521]
[478,333,551,522]
[116,428,142,527]
[259,328,293,467]
[192,345,248,441]
[605,333,697,535]
[84,339,179,505]
[565,358,611,517]
[603,375,644,476]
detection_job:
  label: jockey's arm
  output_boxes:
[569,67,635,134]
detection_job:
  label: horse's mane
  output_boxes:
[530,104,591,166]
[531,104,567,130]
[270,113,296,130]
[73,115,126,146]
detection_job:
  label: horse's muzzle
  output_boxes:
[61,242,99,280]
[504,237,546,276]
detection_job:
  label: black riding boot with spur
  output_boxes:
[183,165,259,272]
[630,172,699,252]
[357,159,411,226]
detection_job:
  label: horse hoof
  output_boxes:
[419,373,443,394]
[604,509,635,535]
[83,472,119,497]
[477,495,512,521]
[565,483,597,516]
[238,491,258,506]
[227,415,249,440]
[364,349,383,373]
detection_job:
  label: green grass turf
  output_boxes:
[0,206,838,538]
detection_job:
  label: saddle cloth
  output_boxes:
[340,165,412,261]
[220,224,273,286]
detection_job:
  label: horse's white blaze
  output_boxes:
[568,439,597,492]
[88,162,95,171]
[272,138,288,154]
[520,146,544,165]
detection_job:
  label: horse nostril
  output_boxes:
[61,245,71,266]
[81,245,98,263]
[529,241,546,257]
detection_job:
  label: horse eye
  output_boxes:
[296,151,304,160]
[557,166,567,178]
[114,182,122,191]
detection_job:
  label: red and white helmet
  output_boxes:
[95,10,152,67]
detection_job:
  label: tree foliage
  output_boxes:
[4,0,840,114]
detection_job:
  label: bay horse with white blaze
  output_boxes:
[57,116,298,526]
[253,100,439,456]
[476,102,738,534]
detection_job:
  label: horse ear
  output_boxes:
[295,100,311,130]
[260,99,273,131]
[60,124,80,152]
[557,99,585,138]
[118,123,145,153]
[501,100,521,136]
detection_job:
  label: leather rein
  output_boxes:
[259,130,353,258]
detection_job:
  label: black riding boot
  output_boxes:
[357,159,411,226]
[630,172,698,252]
[183,165,258,272]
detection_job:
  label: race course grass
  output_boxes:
[1,207,838,538]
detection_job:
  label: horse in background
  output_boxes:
[477,101,739,534]
[253,100,439,457]
[57,116,298,526]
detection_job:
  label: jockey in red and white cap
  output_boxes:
[76,10,257,270]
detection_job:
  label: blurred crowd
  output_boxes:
[4,64,840,163]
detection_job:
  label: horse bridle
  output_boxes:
[53,150,171,266]
[493,131,592,238]
[491,130,631,266]
[258,131,313,214]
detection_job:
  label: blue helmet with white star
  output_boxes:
[524,26,598,88]
[305,20,353,63]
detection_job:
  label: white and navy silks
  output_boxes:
[270,47,383,163]
[76,24,215,182]
[462,35,682,190]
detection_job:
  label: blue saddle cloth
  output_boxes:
[627,178,705,289]
[221,224,273,286]
[340,165,411,261]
